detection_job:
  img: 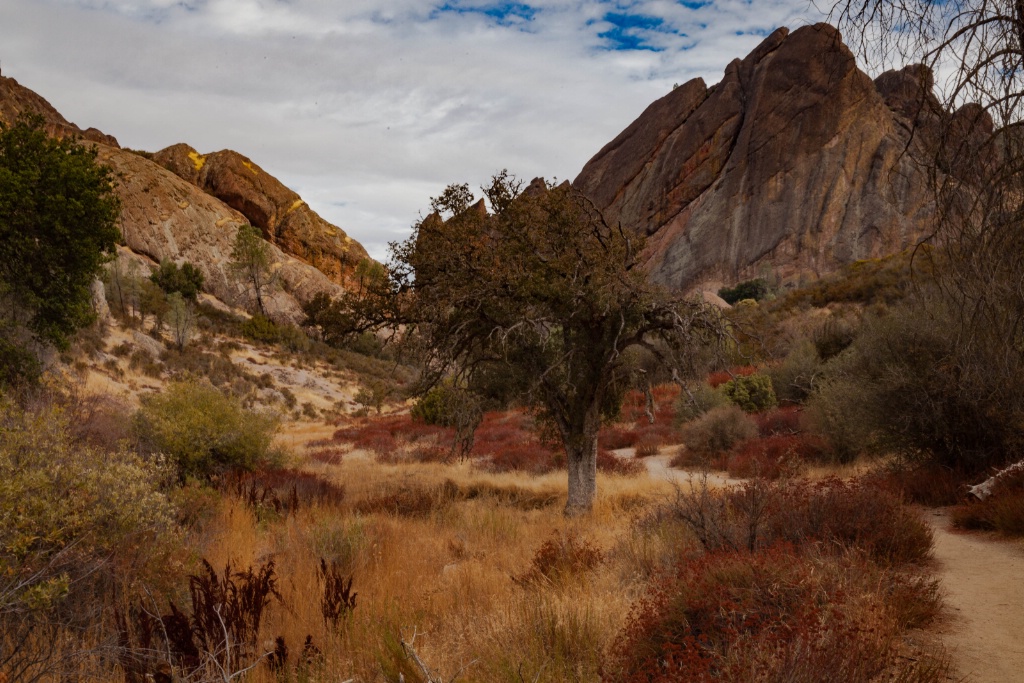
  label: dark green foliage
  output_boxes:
[241,313,282,343]
[809,300,1024,469]
[718,278,769,305]
[721,373,777,412]
[151,259,204,301]
[0,114,120,365]
[229,224,276,315]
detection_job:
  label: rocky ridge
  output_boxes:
[0,74,367,322]
[574,23,989,292]
[152,144,369,287]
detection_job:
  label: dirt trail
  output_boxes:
[923,509,1024,683]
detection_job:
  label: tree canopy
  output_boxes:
[383,172,722,514]
[0,114,121,359]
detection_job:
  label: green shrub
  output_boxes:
[767,341,822,405]
[150,259,204,301]
[135,380,281,479]
[721,373,777,412]
[0,391,177,680]
[241,313,281,343]
[808,300,1024,469]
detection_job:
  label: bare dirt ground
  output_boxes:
[924,509,1024,683]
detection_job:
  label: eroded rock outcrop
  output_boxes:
[153,144,369,287]
[98,144,344,322]
[0,74,357,322]
[576,24,949,291]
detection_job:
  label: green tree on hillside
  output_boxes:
[0,114,121,380]
[229,224,276,316]
[376,172,723,515]
[151,258,204,301]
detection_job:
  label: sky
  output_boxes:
[0,0,829,261]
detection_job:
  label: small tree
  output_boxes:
[167,292,195,351]
[229,224,277,316]
[0,114,120,363]
[382,172,723,514]
[151,259,204,301]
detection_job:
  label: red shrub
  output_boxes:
[599,426,640,450]
[617,384,682,427]
[609,546,894,683]
[865,463,967,506]
[707,366,757,389]
[754,406,803,437]
[480,442,564,474]
[598,448,645,476]
[726,434,830,479]
[514,532,603,586]
[308,447,345,466]
[332,415,454,457]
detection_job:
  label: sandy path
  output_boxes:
[924,509,1024,683]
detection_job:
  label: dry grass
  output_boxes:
[180,450,673,683]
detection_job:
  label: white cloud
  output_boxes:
[0,0,828,261]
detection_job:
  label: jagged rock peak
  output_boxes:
[575,23,940,292]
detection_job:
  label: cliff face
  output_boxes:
[152,144,370,288]
[97,144,344,322]
[0,74,367,321]
[575,24,946,291]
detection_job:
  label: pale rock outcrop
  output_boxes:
[152,144,370,287]
[97,144,344,323]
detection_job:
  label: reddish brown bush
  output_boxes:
[754,406,803,437]
[866,462,966,507]
[607,545,941,683]
[226,469,346,516]
[707,366,757,389]
[514,533,603,586]
[952,469,1024,535]
[598,448,645,476]
[599,426,640,450]
[308,447,345,466]
[479,441,564,474]
[354,480,461,517]
[726,434,830,479]
[764,478,934,566]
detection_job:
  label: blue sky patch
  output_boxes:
[432,2,537,27]
[598,11,671,51]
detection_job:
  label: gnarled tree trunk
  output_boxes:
[565,435,598,516]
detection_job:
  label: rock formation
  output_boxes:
[575,24,963,292]
[152,144,369,288]
[0,74,367,322]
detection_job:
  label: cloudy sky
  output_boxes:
[0,0,829,260]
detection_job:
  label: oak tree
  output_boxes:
[0,114,120,375]
[389,172,722,515]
